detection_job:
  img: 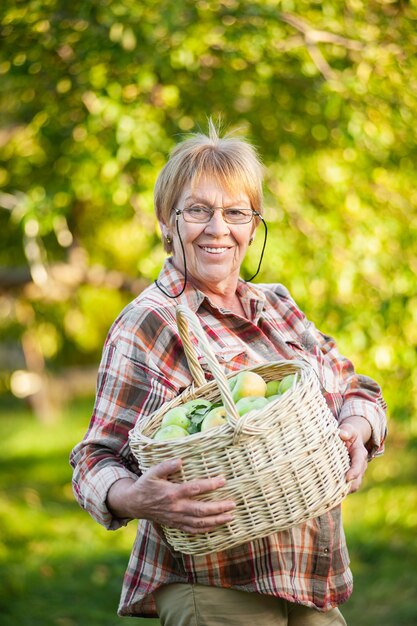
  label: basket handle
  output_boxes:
[176,306,308,445]
[176,305,240,422]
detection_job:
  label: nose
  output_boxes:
[204,209,230,236]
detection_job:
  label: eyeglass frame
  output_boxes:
[173,205,261,225]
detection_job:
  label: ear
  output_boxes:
[159,221,169,239]
[250,220,258,238]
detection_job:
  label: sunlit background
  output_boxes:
[1,1,416,624]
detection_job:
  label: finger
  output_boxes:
[177,475,227,498]
[346,455,367,483]
[179,511,235,534]
[339,425,356,443]
[347,476,362,494]
[345,445,368,492]
[155,505,234,531]
[181,498,236,517]
[346,469,362,489]
[146,458,182,479]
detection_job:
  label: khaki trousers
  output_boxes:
[153,583,347,626]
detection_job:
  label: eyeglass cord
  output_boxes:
[154,214,268,299]
[154,218,188,298]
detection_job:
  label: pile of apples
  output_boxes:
[153,371,297,441]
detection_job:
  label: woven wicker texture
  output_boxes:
[129,305,351,555]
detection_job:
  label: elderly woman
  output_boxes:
[70,123,387,626]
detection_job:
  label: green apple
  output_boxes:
[161,406,191,430]
[265,380,280,397]
[235,396,269,415]
[267,394,282,403]
[278,374,297,394]
[200,406,227,432]
[228,371,267,402]
[153,425,189,441]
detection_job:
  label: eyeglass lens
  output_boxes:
[182,206,253,223]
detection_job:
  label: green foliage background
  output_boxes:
[1,1,417,624]
[1,0,417,430]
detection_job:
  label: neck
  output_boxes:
[192,277,245,317]
[170,258,246,316]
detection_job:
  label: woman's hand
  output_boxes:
[106,458,236,534]
[339,418,370,493]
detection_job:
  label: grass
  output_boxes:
[342,434,417,625]
[0,398,158,626]
[0,397,416,625]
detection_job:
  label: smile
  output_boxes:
[200,246,230,254]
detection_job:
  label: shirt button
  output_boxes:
[323,547,330,554]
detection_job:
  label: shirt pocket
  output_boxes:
[197,344,251,379]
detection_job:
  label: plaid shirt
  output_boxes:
[70,258,387,617]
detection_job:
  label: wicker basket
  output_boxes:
[128,305,350,556]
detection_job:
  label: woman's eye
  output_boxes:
[188,206,208,215]
[225,208,248,218]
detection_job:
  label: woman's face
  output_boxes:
[164,177,256,294]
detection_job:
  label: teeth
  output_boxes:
[202,247,228,254]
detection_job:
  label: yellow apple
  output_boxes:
[200,406,227,432]
[228,371,267,402]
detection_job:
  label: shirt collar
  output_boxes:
[236,278,266,322]
[155,257,266,321]
[154,258,205,312]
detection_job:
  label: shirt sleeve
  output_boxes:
[308,320,387,458]
[70,340,177,530]
[271,284,387,459]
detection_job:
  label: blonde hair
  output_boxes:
[154,120,264,251]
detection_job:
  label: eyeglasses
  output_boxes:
[175,205,258,224]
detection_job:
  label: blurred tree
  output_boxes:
[0,0,416,427]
